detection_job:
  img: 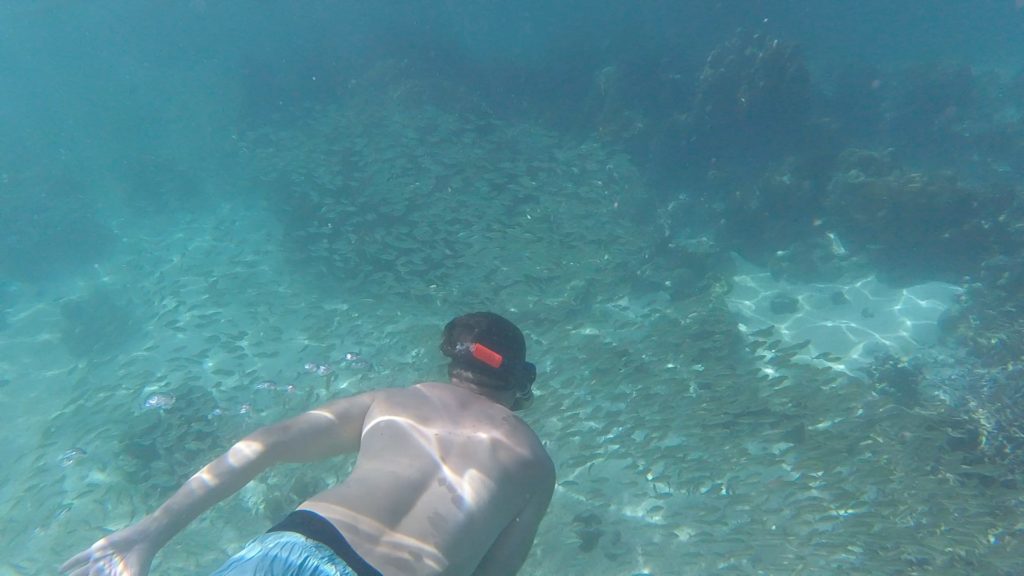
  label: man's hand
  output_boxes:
[59,390,377,575]
[60,521,158,576]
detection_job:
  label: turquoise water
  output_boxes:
[3,3,1024,575]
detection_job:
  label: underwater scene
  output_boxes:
[2,1,1024,574]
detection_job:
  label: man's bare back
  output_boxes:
[302,382,553,575]
[61,312,554,576]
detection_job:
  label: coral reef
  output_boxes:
[823,64,886,142]
[581,65,651,144]
[886,63,979,165]
[822,148,1017,285]
[631,231,733,302]
[679,30,812,168]
[714,155,860,282]
[941,248,1024,370]
[967,364,1024,474]
[867,353,923,405]
[925,350,1024,475]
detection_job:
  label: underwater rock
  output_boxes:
[571,511,605,553]
[581,64,652,145]
[634,233,731,302]
[768,293,799,315]
[868,353,922,405]
[829,290,850,306]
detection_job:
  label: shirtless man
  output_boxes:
[62,312,555,576]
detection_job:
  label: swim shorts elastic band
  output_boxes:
[268,509,383,576]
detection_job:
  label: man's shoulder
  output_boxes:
[501,414,553,477]
[364,382,437,399]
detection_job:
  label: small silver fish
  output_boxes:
[826,231,848,256]
[58,447,87,467]
[143,393,176,411]
[342,353,372,370]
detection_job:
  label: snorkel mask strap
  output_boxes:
[454,342,536,398]
[459,342,505,369]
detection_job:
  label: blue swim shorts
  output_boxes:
[210,531,356,576]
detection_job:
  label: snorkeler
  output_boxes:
[62,312,554,576]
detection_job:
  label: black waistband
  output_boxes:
[268,509,383,576]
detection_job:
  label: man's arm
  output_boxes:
[472,456,556,576]
[144,390,378,544]
[61,391,378,576]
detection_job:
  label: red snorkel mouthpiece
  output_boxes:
[469,343,504,369]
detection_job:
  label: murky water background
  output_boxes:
[3,3,1023,574]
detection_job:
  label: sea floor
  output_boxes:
[2,108,1023,575]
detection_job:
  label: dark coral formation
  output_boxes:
[867,353,923,405]
[886,63,981,166]
[715,155,854,282]
[700,145,1021,287]
[678,30,812,170]
[980,258,1024,357]
[822,149,1017,285]
[942,254,1024,368]
[967,365,1024,474]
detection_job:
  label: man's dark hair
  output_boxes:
[440,312,527,390]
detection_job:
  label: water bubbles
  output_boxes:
[255,380,277,390]
[143,393,176,411]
